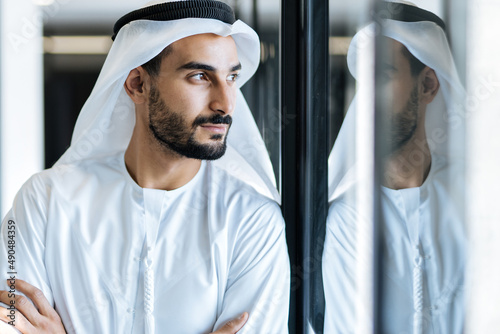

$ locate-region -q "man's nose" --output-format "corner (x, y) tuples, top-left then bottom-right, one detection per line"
(209, 83), (235, 115)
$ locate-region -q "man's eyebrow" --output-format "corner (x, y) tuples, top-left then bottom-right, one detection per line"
(231, 63), (242, 72)
(177, 62), (242, 72)
(178, 62), (215, 72)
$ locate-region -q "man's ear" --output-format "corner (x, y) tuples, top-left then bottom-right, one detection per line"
(124, 67), (149, 104)
(419, 67), (440, 105)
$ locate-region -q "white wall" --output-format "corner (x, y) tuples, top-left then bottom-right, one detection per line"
(466, 0), (500, 332)
(0, 0), (44, 216)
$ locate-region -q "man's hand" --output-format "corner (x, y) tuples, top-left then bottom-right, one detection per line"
(0, 279), (65, 333)
(211, 312), (248, 334)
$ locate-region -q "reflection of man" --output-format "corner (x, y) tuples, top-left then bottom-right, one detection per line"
(0, 1), (290, 333)
(323, 1), (465, 333)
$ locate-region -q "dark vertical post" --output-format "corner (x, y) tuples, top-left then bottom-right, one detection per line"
(281, 0), (329, 332)
(373, 0), (388, 331)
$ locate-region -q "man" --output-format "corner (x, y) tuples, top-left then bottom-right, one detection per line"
(0, 1), (290, 333)
(323, 1), (465, 333)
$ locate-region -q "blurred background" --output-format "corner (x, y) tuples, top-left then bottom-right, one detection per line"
(1, 0), (499, 333)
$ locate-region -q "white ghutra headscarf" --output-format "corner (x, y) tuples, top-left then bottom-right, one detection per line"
(54, 0), (280, 203)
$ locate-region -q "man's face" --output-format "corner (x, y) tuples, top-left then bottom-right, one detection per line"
(146, 33), (241, 160)
(380, 38), (421, 154)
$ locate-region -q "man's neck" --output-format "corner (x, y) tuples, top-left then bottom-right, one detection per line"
(382, 125), (432, 190)
(124, 127), (201, 191)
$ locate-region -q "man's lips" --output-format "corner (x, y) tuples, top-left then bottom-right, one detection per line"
(199, 124), (228, 133)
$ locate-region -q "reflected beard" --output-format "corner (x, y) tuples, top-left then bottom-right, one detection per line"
(389, 84), (419, 154)
(147, 85), (232, 160)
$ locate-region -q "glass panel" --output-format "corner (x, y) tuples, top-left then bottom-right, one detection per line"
(324, 1), (468, 333)
(375, 2), (467, 332)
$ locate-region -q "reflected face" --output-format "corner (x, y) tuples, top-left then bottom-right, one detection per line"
(146, 33), (241, 160)
(380, 38), (421, 154)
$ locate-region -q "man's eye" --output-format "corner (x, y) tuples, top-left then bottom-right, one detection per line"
(191, 73), (207, 81)
(228, 73), (240, 82)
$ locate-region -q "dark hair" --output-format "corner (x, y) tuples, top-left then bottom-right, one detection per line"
(401, 45), (426, 77)
(141, 44), (173, 77)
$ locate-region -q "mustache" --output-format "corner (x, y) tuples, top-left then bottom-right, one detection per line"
(192, 114), (232, 127)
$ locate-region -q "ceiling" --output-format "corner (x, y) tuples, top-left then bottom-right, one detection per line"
(42, 0), (443, 33)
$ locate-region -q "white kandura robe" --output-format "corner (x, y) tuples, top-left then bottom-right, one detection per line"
(0, 152), (290, 334)
(323, 154), (465, 334)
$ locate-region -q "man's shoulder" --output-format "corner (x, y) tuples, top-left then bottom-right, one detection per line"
(206, 161), (278, 208)
(205, 163), (285, 240)
(205, 162), (283, 227)
(327, 196), (359, 226)
(22, 153), (125, 195)
(52, 153), (123, 176)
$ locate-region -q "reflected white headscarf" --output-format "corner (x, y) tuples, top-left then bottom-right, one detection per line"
(325, 3), (466, 333)
(54, 0), (280, 203)
(328, 0), (466, 202)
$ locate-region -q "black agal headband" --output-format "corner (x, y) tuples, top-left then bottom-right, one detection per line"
(376, 1), (446, 31)
(112, 0), (236, 41)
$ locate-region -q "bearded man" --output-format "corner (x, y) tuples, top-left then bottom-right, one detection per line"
(0, 1), (290, 333)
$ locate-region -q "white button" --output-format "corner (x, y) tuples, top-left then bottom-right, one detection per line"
(127, 308), (135, 314)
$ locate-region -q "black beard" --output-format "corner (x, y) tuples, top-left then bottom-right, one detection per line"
(389, 84), (419, 154)
(147, 85), (232, 160)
